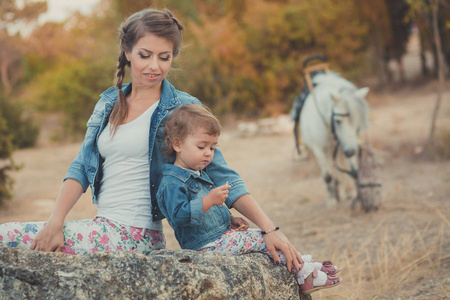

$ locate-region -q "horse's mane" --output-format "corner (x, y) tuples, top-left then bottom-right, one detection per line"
(312, 71), (370, 131)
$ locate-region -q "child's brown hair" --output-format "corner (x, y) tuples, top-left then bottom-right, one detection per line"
(163, 104), (222, 157)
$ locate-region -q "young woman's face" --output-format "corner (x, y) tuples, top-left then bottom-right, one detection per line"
(174, 127), (219, 171)
(125, 33), (173, 89)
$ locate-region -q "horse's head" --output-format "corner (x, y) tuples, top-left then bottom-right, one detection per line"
(330, 87), (369, 158)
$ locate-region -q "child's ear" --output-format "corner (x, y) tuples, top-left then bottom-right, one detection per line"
(172, 138), (182, 153)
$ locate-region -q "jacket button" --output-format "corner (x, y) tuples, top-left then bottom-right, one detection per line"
(209, 185), (213, 188)
(195, 185), (198, 188)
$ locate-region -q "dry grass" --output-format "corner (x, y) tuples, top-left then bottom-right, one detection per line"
(426, 130), (450, 161)
(312, 210), (449, 299)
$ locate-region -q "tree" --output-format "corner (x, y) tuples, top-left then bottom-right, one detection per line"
(408, 0), (448, 155)
(410, 0), (450, 77)
(427, 0), (446, 147)
(178, 0), (369, 117)
(0, 0), (45, 204)
(0, 0), (46, 143)
(384, 0), (412, 83)
(0, 0), (46, 93)
(18, 1), (120, 139)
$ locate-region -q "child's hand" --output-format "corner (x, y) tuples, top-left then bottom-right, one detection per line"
(230, 216), (249, 231)
(208, 185), (229, 205)
(202, 182), (230, 212)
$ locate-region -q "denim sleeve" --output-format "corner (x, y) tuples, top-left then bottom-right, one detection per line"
(157, 182), (203, 227)
(64, 143), (89, 192)
(63, 98), (105, 192)
(206, 148), (249, 208)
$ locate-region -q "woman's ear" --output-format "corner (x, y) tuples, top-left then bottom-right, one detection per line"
(125, 51), (131, 62)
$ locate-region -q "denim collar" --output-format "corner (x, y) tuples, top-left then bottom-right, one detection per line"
(99, 79), (180, 110)
(161, 164), (213, 185)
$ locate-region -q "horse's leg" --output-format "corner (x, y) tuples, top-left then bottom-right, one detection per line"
(310, 145), (339, 207)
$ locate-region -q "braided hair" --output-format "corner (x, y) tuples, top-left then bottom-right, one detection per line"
(110, 8), (184, 133)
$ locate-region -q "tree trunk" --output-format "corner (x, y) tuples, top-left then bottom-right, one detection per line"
(427, 0), (446, 147)
(0, 60), (12, 94)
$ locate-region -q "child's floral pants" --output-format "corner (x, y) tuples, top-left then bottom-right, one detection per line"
(0, 216), (165, 255)
(198, 229), (315, 284)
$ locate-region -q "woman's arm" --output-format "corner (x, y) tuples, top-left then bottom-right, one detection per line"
(206, 148), (302, 271)
(231, 194), (303, 273)
(30, 179), (84, 252)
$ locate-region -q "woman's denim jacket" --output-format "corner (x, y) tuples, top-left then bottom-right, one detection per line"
(64, 79), (249, 222)
(157, 164), (239, 250)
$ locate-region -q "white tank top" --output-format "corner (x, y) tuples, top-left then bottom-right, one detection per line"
(96, 101), (162, 230)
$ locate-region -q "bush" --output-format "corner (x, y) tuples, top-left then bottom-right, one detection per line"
(0, 99), (39, 149)
(25, 56), (115, 140)
(0, 115), (17, 205)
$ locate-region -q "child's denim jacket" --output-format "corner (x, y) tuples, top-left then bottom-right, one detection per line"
(157, 164), (246, 250)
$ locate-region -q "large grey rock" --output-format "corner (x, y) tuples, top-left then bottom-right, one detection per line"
(0, 247), (311, 299)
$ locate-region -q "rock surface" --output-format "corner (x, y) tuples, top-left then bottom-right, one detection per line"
(0, 247), (311, 299)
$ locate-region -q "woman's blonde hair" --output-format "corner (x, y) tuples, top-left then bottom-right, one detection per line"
(163, 104), (222, 157)
(110, 8), (184, 134)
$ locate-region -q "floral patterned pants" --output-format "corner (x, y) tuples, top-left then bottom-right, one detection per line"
(199, 229), (315, 284)
(0, 216), (165, 255)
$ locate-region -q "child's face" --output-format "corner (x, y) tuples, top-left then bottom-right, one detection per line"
(173, 127), (219, 171)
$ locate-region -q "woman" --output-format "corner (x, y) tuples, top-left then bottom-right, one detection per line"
(0, 8), (302, 273)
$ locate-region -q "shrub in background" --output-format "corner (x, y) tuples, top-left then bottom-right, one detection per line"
(0, 98), (39, 149)
(0, 116), (18, 205)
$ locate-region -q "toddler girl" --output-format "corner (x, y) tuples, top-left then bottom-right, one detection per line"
(156, 104), (341, 294)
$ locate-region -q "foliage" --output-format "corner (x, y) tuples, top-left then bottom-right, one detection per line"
(0, 0), (46, 92)
(19, 4), (118, 139)
(354, 0), (413, 84)
(0, 112), (18, 205)
(385, 0), (412, 61)
(176, 0), (369, 117)
(0, 0), (46, 203)
(24, 56), (115, 140)
(0, 97), (39, 148)
(408, 0), (450, 75)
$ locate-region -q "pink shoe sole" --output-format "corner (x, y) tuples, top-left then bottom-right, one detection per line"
(300, 269), (342, 295)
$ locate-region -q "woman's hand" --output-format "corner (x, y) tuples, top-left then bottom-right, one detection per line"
(30, 220), (65, 252)
(230, 216), (249, 231)
(29, 179), (84, 252)
(262, 230), (303, 273)
(231, 194), (304, 273)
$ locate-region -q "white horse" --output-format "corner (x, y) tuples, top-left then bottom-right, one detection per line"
(299, 71), (370, 206)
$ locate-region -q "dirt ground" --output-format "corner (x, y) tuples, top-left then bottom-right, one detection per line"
(1, 38), (449, 298)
